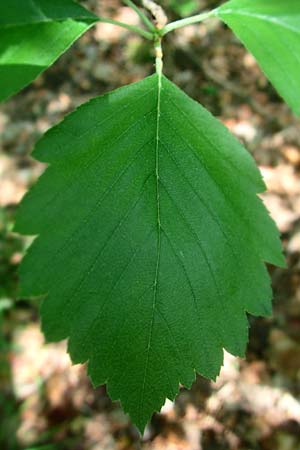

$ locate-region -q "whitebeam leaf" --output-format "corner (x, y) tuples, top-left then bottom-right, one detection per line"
(0, 0), (97, 102)
(216, 0), (300, 114)
(15, 74), (285, 431)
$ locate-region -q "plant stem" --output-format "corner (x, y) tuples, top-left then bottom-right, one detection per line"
(160, 9), (216, 36)
(97, 16), (153, 40)
(142, 0), (168, 29)
(122, 0), (157, 33)
(155, 37), (163, 76)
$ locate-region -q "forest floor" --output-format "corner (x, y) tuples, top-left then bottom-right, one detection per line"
(1, 1), (300, 449)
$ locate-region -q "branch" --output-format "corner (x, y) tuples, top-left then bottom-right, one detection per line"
(142, 0), (168, 30)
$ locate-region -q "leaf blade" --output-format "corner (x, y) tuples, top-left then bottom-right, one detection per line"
(0, 0), (97, 101)
(216, 0), (300, 114)
(15, 74), (285, 431)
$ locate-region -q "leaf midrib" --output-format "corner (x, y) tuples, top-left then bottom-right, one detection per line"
(139, 73), (162, 419)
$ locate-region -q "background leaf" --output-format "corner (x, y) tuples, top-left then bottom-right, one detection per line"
(15, 74), (285, 431)
(0, 0), (97, 102)
(216, 0), (300, 115)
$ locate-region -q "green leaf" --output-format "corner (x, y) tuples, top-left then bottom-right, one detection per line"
(15, 74), (285, 432)
(0, 0), (97, 102)
(216, 0), (300, 115)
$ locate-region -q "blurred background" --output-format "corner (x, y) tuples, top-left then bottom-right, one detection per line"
(0, 1), (300, 449)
